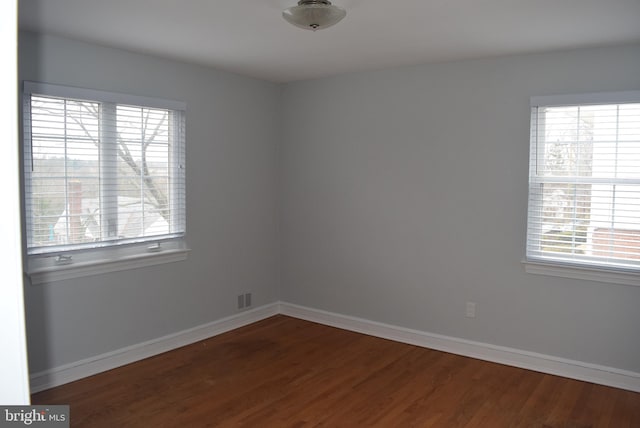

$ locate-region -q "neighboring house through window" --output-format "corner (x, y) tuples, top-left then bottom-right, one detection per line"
(23, 82), (188, 283)
(525, 91), (640, 285)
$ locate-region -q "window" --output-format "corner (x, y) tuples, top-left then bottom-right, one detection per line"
(525, 91), (640, 285)
(23, 82), (188, 283)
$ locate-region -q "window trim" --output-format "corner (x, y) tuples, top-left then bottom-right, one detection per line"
(22, 81), (189, 283)
(524, 90), (640, 286)
(522, 259), (640, 287)
(27, 246), (190, 285)
(23, 81), (187, 112)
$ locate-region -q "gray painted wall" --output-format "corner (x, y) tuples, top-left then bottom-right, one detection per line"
(19, 32), (281, 373)
(19, 31), (640, 377)
(280, 45), (640, 373)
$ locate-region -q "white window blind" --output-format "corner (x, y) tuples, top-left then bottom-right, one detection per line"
(526, 92), (640, 274)
(23, 81), (186, 257)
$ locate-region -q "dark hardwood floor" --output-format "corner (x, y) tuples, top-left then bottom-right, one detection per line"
(32, 315), (640, 427)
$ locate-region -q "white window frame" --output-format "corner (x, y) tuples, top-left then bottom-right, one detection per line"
(23, 82), (189, 284)
(523, 90), (640, 287)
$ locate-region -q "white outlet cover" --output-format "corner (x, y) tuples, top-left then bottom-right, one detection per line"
(465, 302), (476, 318)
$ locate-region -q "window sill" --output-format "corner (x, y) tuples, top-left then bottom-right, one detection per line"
(522, 259), (640, 287)
(27, 248), (190, 285)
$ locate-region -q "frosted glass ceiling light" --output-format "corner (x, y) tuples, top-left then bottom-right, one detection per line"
(283, 0), (346, 31)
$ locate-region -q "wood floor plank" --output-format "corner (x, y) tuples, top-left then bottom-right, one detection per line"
(32, 315), (640, 427)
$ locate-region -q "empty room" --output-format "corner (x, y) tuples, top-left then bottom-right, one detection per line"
(3, 0), (640, 426)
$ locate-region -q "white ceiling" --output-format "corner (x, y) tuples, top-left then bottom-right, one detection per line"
(18, 0), (640, 83)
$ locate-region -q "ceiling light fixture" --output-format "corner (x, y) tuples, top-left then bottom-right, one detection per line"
(282, 0), (346, 31)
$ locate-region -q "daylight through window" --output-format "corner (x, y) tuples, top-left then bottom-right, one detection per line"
(526, 92), (640, 273)
(23, 82), (186, 257)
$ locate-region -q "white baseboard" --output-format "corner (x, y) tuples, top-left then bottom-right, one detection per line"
(31, 300), (640, 394)
(29, 303), (280, 393)
(279, 302), (640, 393)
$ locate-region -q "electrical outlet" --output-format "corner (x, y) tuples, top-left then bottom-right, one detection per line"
(465, 302), (476, 318)
(245, 293), (252, 307)
(237, 294), (245, 309)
